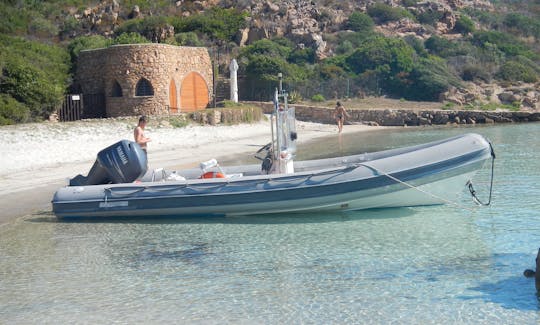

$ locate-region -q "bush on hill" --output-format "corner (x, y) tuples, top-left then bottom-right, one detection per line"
(497, 59), (538, 82)
(400, 57), (462, 101)
(0, 94), (30, 125)
(171, 8), (247, 43)
(347, 12), (374, 33)
(503, 13), (540, 39)
(473, 30), (535, 58)
(0, 35), (70, 122)
(453, 15), (475, 35)
(367, 3), (415, 23)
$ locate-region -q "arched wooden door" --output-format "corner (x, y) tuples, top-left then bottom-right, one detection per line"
(169, 79), (178, 113)
(180, 72), (209, 112)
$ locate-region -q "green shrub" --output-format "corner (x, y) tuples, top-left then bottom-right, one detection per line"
(240, 39), (292, 60)
(171, 7), (248, 42)
(416, 10), (443, 26)
(453, 15), (475, 35)
(0, 2), (29, 34)
(168, 116), (189, 128)
(335, 31), (376, 50)
(28, 16), (59, 38)
(347, 12), (374, 33)
(67, 35), (111, 65)
(0, 35), (70, 121)
(288, 47), (315, 65)
(463, 8), (502, 29)
(175, 32), (203, 46)
(335, 40), (354, 55)
(403, 35), (428, 57)
(317, 64), (348, 80)
(244, 55), (288, 82)
(497, 60), (538, 82)
(60, 15), (81, 37)
(503, 13), (540, 38)
(398, 57), (461, 101)
(345, 36), (415, 75)
(461, 64), (490, 82)
(0, 94), (29, 125)
(367, 3), (414, 23)
(442, 102), (456, 110)
(424, 35), (466, 58)
(216, 106), (263, 124)
(311, 94), (325, 102)
(473, 30), (534, 58)
(115, 16), (171, 42)
(113, 32), (151, 45)
(403, 0), (418, 6)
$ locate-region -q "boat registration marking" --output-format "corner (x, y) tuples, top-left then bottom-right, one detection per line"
(99, 201), (129, 208)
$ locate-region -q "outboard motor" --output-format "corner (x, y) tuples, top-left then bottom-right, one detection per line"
(69, 140), (147, 186)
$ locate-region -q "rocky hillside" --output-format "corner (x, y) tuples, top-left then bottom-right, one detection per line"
(59, 0), (540, 109)
(1, 0), (540, 124)
(69, 0), (495, 57)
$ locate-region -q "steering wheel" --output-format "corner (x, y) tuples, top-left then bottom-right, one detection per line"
(256, 142), (273, 154)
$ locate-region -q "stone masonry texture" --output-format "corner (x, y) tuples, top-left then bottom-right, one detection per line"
(76, 43), (213, 117)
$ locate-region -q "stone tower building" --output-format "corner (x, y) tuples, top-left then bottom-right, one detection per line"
(76, 43), (213, 117)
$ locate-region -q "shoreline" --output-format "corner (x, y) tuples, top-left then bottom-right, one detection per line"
(0, 119), (381, 226)
(249, 101), (540, 126)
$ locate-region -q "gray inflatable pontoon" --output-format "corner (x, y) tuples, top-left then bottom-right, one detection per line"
(52, 132), (494, 218)
(52, 91), (495, 219)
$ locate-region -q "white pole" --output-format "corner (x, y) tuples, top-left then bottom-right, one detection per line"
(229, 59), (239, 103)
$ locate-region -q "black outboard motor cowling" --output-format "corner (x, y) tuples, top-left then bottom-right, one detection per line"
(69, 140), (147, 186)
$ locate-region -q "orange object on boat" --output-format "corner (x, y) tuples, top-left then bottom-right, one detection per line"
(200, 171), (225, 179)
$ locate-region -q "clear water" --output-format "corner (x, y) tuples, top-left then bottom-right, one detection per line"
(1, 123), (539, 324)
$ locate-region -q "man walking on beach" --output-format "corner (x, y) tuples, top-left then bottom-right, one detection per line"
(333, 101), (349, 133)
(134, 115), (151, 156)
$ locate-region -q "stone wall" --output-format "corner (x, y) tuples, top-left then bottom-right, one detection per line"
(252, 102), (540, 125)
(76, 43), (213, 117)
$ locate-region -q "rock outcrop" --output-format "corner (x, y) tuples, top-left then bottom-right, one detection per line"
(441, 82), (540, 110)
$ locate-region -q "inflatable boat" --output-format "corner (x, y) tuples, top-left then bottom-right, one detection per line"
(52, 92), (495, 218)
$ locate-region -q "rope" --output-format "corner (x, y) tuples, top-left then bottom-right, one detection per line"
(466, 142), (496, 206)
(355, 163), (478, 212)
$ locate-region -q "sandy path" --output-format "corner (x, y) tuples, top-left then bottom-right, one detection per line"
(0, 118), (379, 225)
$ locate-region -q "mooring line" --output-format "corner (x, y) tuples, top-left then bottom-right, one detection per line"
(354, 163), (478, 212)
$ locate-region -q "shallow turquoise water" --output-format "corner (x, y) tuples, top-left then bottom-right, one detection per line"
(1, 123), (539, 324)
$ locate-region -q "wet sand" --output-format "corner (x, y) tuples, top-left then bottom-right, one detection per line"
(0, 118), (380, 225)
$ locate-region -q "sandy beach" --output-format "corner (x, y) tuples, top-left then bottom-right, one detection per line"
(0, 117), (379, 225)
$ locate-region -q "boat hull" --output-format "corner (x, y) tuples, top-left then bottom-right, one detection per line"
(52, 133), (493, 218)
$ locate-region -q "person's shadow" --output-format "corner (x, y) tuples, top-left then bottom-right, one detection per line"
(460, 253), (540, 311)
